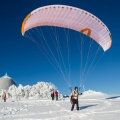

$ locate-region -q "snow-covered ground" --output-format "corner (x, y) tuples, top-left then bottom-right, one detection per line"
(0, 89), (120, 120)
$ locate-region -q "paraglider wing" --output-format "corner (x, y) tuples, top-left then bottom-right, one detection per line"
(21, 5), (112, 51)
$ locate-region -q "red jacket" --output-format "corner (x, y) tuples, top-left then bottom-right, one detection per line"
(55, 91), (58, 96)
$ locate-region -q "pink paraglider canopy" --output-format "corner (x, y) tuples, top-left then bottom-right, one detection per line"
(21, 5), (112, 51)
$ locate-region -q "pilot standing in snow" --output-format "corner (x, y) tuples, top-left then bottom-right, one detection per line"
(70, 87), (82, 111)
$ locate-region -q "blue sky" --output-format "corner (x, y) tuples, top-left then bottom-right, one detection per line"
(0, 0), (120, 94)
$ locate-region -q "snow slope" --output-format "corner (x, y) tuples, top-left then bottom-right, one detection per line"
(0, 89), (120, 120)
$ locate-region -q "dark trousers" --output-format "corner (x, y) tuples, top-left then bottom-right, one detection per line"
(56, 95), (58, 100)
(71, 99), (79, 110)
(52, 96), (54, 100)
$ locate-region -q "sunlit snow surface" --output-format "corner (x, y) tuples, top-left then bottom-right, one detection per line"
(0, 90), (120, 120)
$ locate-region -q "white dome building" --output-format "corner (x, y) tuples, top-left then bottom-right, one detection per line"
(0, 73), (17, 90)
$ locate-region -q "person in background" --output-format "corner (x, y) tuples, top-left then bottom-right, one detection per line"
(3, 92), (6, 102)
(51, 91), (55, 100)
(70, 87), (82, 111)
(55, 90), (59, 101)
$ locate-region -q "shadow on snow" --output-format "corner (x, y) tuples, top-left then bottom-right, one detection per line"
(106, 96), (120, 100)
(79, 104), (98, 110)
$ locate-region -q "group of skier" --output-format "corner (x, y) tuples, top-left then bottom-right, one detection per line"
(51, 90), (59, 101)
(4, 87), (82, 111)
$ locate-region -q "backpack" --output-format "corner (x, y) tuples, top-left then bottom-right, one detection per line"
(70, 95), (73, 104)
